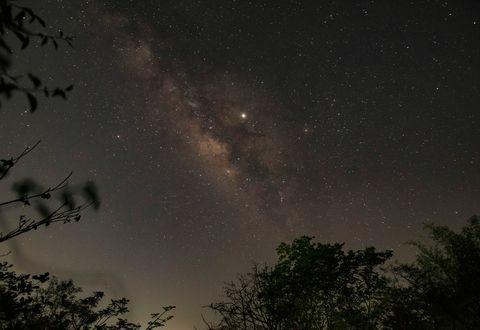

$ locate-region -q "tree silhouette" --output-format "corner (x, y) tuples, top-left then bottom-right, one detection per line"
(207, 218), (480, 330)
(207, 237), (393, 329)
(389, 216), (480, 329)
(0, 262), (175, 329)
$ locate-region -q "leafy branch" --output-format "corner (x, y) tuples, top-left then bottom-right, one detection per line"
(0, 141), (100, 243)
(0, 0), (75, 111)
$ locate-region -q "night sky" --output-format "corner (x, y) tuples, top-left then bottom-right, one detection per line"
(1, 0), (479, 328)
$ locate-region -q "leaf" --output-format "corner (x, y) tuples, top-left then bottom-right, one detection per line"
(65, 85), (73, 91)
(83, 181), (100, 209)
(12, 179), (40, 196)
(14, 10), (26, 23)
(61, 191), (76, 210)
(21, 36), (30, 50)
(32, 273), (50, 283)
(40, 192), (51, 199)
(2, 5), (13, 22)
(35, 202), (52, 219)
(35, 15), (46, 27)
(19, 215), (27, 228)
(52, 39), (58, 50)
(27, 93), (37, 112)
(22, 7), (35, 20)
(0, 38), (13, 54)
(52, 88), (66, 99)
(14, 31), (30, 49)
(1, 83), (18, 98)
(0, 38), (13, 53)
(41, 36), (48, 46)
(28, 73), (41, 88)
(1, 158), (14, 167)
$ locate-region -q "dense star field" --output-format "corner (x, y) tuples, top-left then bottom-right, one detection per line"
(0, 0), (479, 328)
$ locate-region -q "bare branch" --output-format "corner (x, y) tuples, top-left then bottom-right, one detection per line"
(0, 172), (72, 208)
(0, 201), (90, 243)
(0, 140), (40, 180)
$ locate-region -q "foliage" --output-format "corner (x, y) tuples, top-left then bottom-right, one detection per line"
(0, 0), (99, 243)
(389, 215), (480, 329)
(0, 141), (100, 243)
(0, 0), (73, 112)
(207, 217), (480, 330)
(0, 262), (175, 329)
(208, 237), (393, 330)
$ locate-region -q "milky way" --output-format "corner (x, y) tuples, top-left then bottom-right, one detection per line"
(92, 3), (387, 235)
